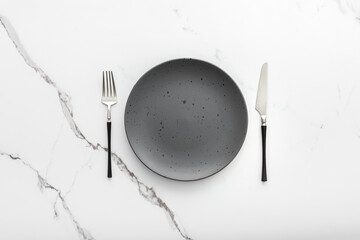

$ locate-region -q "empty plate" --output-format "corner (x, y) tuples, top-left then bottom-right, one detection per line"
(125, 59), (248, 181)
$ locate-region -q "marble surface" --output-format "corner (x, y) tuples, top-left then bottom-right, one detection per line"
(1, 0), (360, 239)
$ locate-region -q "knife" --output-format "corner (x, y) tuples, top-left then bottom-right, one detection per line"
(255, 63), (268, 182)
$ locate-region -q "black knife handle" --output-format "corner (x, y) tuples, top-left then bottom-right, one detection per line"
(261, 125), (267, 182)
(107, 122), (112, 178)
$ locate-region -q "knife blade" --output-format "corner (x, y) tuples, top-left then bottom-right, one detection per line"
(255, 62), (268, 182)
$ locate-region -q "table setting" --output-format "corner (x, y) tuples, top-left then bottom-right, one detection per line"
(1, 0), (360, 239)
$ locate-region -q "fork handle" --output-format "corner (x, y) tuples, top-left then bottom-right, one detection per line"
(107, 122), (112, 178)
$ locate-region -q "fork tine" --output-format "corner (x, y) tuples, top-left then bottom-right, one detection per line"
(102, 71), (105, 97)
(108, 71), (113, 96)
(111, 71), (117, 97)
(106, 71), (109, 96)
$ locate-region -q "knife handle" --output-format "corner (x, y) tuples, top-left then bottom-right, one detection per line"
(107, 122), (112, 178)
(261, 125), (267, 182)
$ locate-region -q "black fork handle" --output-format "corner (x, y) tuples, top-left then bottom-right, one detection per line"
(261, 125), (267, 182)
(107, 122), (112, 178)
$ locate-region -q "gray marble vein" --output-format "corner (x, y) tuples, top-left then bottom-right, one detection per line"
(46, 117), (66, 179)
(111, 152), (191, 240)
(336, 0), (360, 19)
(172, 8), (197, 34)
(215, 48), (223, 61)
(0, 15), (192, 240)
(0, 152), (95, 240)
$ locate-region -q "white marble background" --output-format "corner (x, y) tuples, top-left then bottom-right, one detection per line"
(1, 0), (360, 239)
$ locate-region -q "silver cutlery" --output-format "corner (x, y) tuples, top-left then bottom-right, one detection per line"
(102, 71), (117, 178)
(255, 63), (268, 182)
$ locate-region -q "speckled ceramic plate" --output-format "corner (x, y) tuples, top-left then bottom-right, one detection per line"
(125, 59), (248, 181)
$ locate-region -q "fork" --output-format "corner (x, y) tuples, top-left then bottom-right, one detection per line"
(102, 71), (117, 178)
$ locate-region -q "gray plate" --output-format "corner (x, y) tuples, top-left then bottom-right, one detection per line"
(125, 59), (248, 181)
